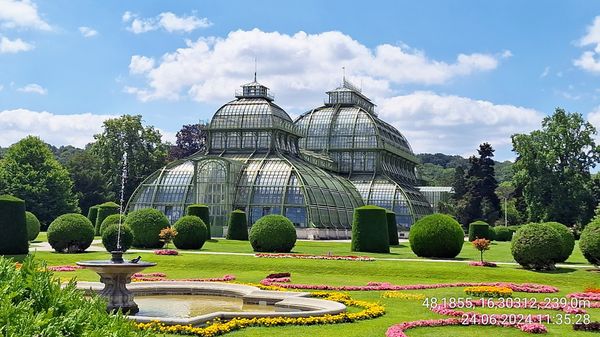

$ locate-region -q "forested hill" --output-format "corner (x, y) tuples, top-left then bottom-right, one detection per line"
(417, 153), (513, 186)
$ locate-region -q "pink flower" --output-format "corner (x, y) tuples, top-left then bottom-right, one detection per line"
(469, 261), (498, 267)
(47, 265), (83, 272)
(154, 249), (179, 256)
(255, 253), (374, 261)
(519, 323), (548, 333)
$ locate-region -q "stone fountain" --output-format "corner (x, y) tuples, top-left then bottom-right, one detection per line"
(77, 151), (156, 314)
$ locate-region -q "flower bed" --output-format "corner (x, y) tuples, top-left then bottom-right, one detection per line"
(255, 253), (375, 261)
(132, 274), (236, 282)
(464, 286), (512, 298)
(259, 278), (559, 293)
(469, 261), (497, 267)
(381, 292), (426, 300)
(573, 322), (600, 332)
(47, 265), (84, 272)
(137, 291), (384, 337)
(154, 249), (179, 255)
(584, 288), (600, 294)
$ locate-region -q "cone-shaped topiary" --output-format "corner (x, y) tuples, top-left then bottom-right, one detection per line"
(511, 223), (562, 270)
(227, 210), (248, 241)
(99, 214), (126, 236)
(351, 205), (390, 253)
(409, 214), (464, 258)
(249, 214), (296, 252)
(95, 202), (119, 235)
(579, 220), (600, 267)
(47, 213), (95, 253)
(493, 226), (513, 241)
(543, 221), (575, 263)
(386, 210), (399, 246)
(125, 208), (169, 248)
(87, 205), (99, 224)
(187, 204), (211, 239)
(468, 220), (492, 241)
(101, 224), (134, 252)
(25, 211), (40, 241)
(0, 195), (28, 255)
(172, 215), (207, 249)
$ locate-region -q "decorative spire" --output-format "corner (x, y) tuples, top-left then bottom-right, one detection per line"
(254, 56), (257, 82)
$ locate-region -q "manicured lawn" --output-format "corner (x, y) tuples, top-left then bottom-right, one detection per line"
(17, 238), (600, 337)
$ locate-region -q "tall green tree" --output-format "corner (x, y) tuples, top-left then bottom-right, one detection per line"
(0, 136), (79, 226)
(457, 143), (501, 225)
(512, 108), (600, 226)
(91, 115), (168, 203)
(65, 150), (113, 215)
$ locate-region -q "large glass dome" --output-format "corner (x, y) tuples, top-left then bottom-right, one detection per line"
(294, 80), (432, 228)
(127, 80), (364, 231)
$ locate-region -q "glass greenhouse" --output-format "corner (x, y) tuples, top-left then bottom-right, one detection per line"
(128, 79), (431, 237)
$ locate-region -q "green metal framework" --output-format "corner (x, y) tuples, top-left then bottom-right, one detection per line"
(294, 81), (432, 228)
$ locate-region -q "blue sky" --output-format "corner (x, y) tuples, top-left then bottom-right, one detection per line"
(1, 0), (600, 160)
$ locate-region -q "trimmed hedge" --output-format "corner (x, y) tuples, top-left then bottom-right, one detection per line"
(101, 224), (133, 252)
(172, 215), (207, 249)
(187, 204), (211, 240)
(544, 222), (575, 263)
(99, 214), (126, 236)
(511, 223), (562, 270)
(409, 214), (464, 258)
(468, 220), (492, 241)
(25, 211), (41, 241)
(87, 205), (99, 224)
(226, 210), (248, 241)
(351, 205), (390, 253)
(579, 221), (600, 267)
(386, 210), (399, 246)
(493, 226), (514, 242)
(249, 215), (297, 253)
(0, 195), (28, 255)
(95, 202), (119, 235)
(47, 214), (95, 253)
(125, 208), (169, 248)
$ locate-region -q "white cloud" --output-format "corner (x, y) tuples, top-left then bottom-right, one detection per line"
(574, 16), (600, 73)
(129, 55), (155, 74)
(78, 26), (98, 38)
(0, 0), (51, 30)
(123, 11), (212, 34)
(17, 83), (46, 95)
(540, 66), (550, 78)
(501, 50), (513, 58)
(378, 91), (544, 155)
(0, 84), (3, 91)
(0, 36), (33, 53)
(126, 29), (503, 105)
(588, 106), (600, 143)
(0, 109), (115, 147)
(158, 12), (212, 32)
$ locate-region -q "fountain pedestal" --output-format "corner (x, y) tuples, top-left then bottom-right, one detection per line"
(77, 253), (156, 314)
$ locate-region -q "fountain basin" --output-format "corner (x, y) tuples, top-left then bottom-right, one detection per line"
(75, 281), (346, 326)
(76, 260), (156, 314)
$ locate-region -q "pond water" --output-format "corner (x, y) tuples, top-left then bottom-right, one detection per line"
(135, 295), (284, 318)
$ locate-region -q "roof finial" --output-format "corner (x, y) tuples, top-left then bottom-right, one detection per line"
(254, 56), (257, 82)
(342, 66), (346, 85)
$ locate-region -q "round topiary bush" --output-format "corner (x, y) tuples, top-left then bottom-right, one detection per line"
(493, 226), (513, 242)
(351, 205), (390, 253)
(249, 214), (297, 253)
(101, 224), (134, 252)
(25, 211), (40, 241)
(511, 223), (562, 270)
(99, 214), (126, 236)
(579, 221), (600, 267)
(95, 202), (120, 235)
(468, 220), (492, 241)
(87, 205), (99, 224)
(227, 210), (248, 241)
(187, 204), (211, 240)
(47, 213), (95, 253)
(543, 221), (575, 263)
(125, 208), (169, 248)
(0, 195), (28, 255)
(409, 214), (464, 258)
(172, 215), (207, 249)
(386, 210), (399, 246)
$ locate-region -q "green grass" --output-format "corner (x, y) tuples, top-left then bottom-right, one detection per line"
(16, 237), (600, 337)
